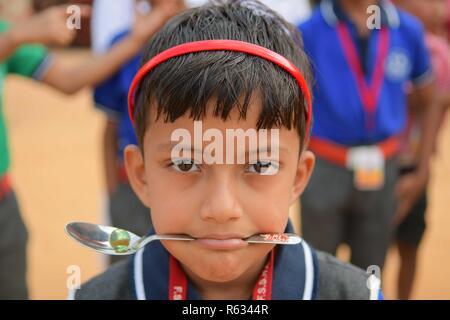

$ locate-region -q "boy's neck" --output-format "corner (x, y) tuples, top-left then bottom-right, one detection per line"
(338, 0), (379, 37)
(181, 254), (270, 300)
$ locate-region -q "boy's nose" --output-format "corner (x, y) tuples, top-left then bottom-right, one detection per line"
(199, 174), (244, 224)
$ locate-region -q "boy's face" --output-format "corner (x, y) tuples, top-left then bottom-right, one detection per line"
(125, 95), (315, 284)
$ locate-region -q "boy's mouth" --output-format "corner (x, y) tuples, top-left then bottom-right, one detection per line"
(192, 234), (249, 250)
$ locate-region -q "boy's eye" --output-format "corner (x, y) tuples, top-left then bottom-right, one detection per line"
(171, 159), (200, 173)
(246, 161), (280, 175)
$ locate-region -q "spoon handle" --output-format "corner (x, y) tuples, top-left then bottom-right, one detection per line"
(135, 234), (195, 248)
(134, 233), (300, 249)
(245, 233), (302, 245)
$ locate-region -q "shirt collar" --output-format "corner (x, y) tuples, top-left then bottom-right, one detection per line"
(320, 0), (400, 29)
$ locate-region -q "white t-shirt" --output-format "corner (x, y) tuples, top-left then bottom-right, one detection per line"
(91, 0), (312, 53)
(259, 0), (311, 25)
(188, 0), (311, 25)
(91, 0), (135, 53)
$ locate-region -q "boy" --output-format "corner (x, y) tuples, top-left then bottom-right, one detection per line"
(393, 0), (450, 300)
(298, 0), (440, 271)
(0, 2), (180, 299)
(73, 0), (379, 300)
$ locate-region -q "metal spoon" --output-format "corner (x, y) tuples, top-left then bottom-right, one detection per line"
(65, 222), (302, 255)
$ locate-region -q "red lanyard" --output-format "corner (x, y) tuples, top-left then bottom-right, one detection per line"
(169, 249), (275, 300)
(336, 22), (390, 130)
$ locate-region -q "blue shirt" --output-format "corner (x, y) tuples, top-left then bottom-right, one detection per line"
(299, 0), (432, 145)
(93, 31), (141, 163)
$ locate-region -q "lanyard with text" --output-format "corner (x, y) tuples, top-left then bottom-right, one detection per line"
(336, 22), (390, 130)
(168, 249), (275, 300)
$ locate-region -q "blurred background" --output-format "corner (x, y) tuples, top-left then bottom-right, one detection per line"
(1, 0), (450, 299)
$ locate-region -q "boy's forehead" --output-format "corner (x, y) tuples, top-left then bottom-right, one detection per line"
(143, 97), (300, 153)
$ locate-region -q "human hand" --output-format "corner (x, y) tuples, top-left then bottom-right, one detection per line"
(393, 171), (428, 226)
(131, 0), (186, 44)
(10, 4), (91, 47)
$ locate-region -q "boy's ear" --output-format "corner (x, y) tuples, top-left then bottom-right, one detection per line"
(124, 145), (152, 208)
(290, 150), (315, 205)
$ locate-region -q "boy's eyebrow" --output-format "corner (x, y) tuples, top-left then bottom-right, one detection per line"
(244, 146), (290, 157)
(157, 142), (202, 153)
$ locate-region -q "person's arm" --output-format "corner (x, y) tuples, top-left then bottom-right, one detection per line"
(393, 21), (443, 225)
(0, 31), (30, 62)
(0, 31), (21, 62)
(394, 82), (443, 225)
(93, 64), (125, 195)
(0, 5), (81, 62)
(103, 119), (120, 195)
(439, 90), (450, 112)
(41, 1), (185, 94)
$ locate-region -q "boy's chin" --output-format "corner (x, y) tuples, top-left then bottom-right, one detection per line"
(187, 258), (248, 283)
(163, 241), (265, 282)
(174, 249), (250, 282)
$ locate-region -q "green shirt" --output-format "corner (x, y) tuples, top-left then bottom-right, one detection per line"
(0, 20), (50, 176)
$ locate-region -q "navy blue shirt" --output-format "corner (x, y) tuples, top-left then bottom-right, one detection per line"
(299, 0), (432, 145)
(94, 31), (141, 163)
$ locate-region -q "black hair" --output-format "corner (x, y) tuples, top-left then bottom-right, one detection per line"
(133, 0), (313, 150)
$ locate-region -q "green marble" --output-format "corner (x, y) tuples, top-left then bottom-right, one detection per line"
(109, 228), (131, 253)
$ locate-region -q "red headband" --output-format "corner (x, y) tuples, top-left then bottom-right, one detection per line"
(128, 39), (312, 141)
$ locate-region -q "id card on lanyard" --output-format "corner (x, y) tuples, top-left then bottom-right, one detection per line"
(168, 250), (275, 300)
(336, 22), (390, 191)
(347, 146), (385, 191)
